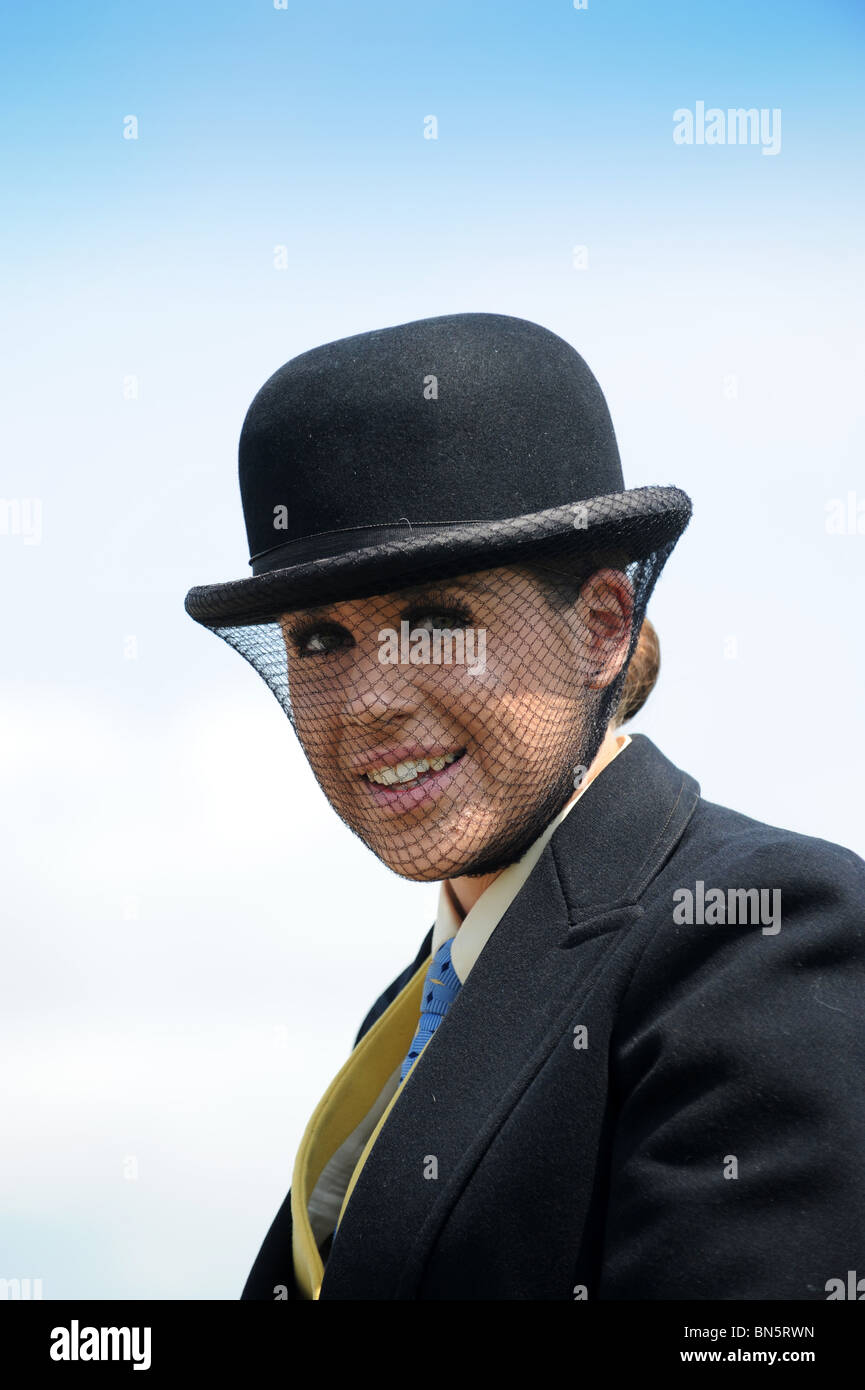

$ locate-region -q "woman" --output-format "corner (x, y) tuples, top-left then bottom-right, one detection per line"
(185, 312), (865, 1300)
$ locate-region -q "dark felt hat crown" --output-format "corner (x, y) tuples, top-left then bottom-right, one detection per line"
(184, 312), (691, 628)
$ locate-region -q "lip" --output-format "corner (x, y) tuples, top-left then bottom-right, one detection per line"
(359, 748), (467, 813)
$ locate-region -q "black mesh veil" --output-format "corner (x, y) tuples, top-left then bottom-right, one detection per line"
(200, 516), (678, 884)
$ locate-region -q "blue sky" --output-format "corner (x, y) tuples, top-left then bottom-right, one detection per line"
(1, 0), (863, 1300)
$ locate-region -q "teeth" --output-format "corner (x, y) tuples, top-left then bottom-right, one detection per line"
(366, 751), (461, 785)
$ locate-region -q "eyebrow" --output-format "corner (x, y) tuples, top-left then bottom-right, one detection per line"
(293, 576), (486, 622)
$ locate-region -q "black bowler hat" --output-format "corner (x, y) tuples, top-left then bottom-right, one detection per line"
(184, 312), (691, 630)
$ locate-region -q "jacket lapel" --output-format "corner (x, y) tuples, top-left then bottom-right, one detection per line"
(319, 735), (699, 1298)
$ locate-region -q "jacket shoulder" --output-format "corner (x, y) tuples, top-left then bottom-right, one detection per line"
(625, 790), (865, 1011)
(670, 792), (865, 889)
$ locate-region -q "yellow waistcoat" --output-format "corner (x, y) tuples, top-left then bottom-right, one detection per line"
(291, 949), (432, 1299)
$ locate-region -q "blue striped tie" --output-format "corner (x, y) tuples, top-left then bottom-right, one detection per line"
(399, 937), (461, 1083)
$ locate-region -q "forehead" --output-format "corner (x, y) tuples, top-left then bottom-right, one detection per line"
(286, 571), (499, 622)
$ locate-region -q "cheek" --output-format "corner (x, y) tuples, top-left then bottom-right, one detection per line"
(288, 656), (350, 713)
(442, 638), (581, 714)
(286, 671), (343, 767)
(482, 689), (584, 764)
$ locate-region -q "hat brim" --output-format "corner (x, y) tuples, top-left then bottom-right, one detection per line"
(184, 486), (691, 629)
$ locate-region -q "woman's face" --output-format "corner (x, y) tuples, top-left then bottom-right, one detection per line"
(279, 563), (632, 881)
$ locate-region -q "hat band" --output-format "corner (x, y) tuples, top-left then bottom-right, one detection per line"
(249, 520), (480, 574)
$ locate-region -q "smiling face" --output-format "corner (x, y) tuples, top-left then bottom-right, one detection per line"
(279, 562), (634, 881)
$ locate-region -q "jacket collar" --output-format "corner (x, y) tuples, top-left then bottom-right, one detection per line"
(551, 731), (700, 924)
(319, 734), (700, 1298)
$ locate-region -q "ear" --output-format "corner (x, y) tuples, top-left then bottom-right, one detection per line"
(577, 568), (635, 689)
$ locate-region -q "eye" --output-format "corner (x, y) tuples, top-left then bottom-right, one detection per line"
(285, 620), (352, 657)
(404, 603), (473, 632)
(283, 592), (475, 657)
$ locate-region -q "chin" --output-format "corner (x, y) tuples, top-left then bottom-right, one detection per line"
(367, 833), (478, 883)
(378, 856), (455, 883)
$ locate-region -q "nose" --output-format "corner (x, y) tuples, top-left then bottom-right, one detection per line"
(339, 641), (422, 726)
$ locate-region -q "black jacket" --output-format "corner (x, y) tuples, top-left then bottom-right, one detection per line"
(241, 734), (865, 1300)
